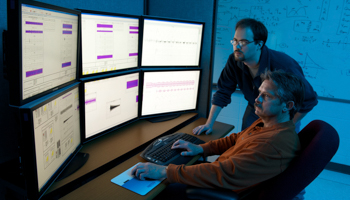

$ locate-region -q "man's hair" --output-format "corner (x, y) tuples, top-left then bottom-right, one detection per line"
(235, 18), (268, 47)
(260, 70), (305, 120)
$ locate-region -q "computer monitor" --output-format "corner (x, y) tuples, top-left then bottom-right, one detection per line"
(18, 82), (82, 199)
(6, 0), (80, 106)
(80, 10), (139, 76)
(140, 69), (201, 122)
(81, 70), (140, 142)
(140, 16), (204, 67)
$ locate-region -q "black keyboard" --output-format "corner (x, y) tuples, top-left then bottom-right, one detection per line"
(140, 132), (205, 166)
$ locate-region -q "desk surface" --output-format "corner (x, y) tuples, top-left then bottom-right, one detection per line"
(59, 117), (234, 200)
(46, 113), (198, 195)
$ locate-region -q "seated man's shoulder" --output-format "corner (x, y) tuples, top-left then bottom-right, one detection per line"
(255, 126), (298, 146)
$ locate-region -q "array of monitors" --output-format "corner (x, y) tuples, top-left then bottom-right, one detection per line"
(6, 1), (204, 198)
(82, 71), (139, 142)
(80, 10), (139, 76)
(6, 0), (80, 106)
(140, 16), (204, 67)
(19, 83), (81, 199)
(141, 69), (201, 119)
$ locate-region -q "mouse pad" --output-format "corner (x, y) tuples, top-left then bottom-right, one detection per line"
(111, 162), (164, 196)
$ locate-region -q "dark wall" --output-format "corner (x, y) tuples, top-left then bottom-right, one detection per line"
(0, 0), (144, 164)
(147, 0), (216, 119)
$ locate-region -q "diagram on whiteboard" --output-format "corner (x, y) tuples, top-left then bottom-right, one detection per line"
(213, 0), (350, 101)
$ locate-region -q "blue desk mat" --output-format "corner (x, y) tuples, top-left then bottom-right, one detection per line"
(111, 162), (163, 196)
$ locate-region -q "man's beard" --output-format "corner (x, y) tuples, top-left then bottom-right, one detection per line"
(234, 50), (245, 61)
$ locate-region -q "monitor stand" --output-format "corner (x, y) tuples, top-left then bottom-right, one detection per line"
(147, 113), (181, 123)
(56, 152), (89, 182)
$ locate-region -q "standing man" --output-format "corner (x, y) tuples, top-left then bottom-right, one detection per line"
(193, 18), (318, 134)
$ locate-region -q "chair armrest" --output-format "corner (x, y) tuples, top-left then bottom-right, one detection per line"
(186, 186), (240, 200)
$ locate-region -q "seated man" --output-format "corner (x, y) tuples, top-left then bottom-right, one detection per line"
(131, 70), (305, 194)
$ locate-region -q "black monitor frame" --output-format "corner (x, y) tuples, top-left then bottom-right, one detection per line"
(79, 69), (141, 144)
(77, 9), (140, 78)
(5, 0), (81, 106)
(18, 82), (82, 200)
(139, 68), (201, 122)
(139, 15), (205, 68)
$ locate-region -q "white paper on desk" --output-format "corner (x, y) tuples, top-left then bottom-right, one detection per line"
(111, 162), (163, 196)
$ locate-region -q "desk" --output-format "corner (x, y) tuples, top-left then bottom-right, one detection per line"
(56, 116), (234, 200)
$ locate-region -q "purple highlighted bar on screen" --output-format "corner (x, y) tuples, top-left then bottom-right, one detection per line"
(136, 95), (138, 102)
(26, 68), (43, 77)
(62, 93), (72, 99)
(62, 62), (71, 68)
(127, 80), (138, 89)
(97, 30), (113, 32)
(63, 24), (72, 29)
(129, 53), (138, 56)
(26, 21), (43, 25)
(130, 26), (138, 29)
(26, 30), (43, 33)
(85, 98), (96, 105)
(97, 55), (113, 59)
(63, 30), (72, 34)
(97, 24), (113, 28)
(129, 31), (138, 34)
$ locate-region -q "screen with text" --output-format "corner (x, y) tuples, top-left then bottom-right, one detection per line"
(32, 86), (80, 191)
(84, 73), (139, 139)
(142, 70), (200, 116)
(81, 13), (139, 75)
(21, 4), (78, 100)
(141, 19), (203, 67)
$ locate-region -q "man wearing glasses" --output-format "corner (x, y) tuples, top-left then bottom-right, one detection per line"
(193, 18), (318, 134)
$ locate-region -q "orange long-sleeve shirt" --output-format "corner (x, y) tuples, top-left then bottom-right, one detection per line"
(166, 119), (301, 192)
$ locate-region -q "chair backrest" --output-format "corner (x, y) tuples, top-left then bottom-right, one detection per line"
(242, 120), (340, 200)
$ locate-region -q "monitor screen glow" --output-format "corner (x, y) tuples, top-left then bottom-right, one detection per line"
(84, 72), (139, 139)
(141, 19), (203, 67)
(21, 4), (78, 100)
(31, 85), (81, 192)
(81, 13), (139, 75)
(141, 70), (200, 116)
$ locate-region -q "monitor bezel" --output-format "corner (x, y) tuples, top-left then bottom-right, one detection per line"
(139, 68), (201, 120)
(6, 0), (81, 106)
(77, 9), (140, 78)
(139, 15), (205, 68)
(79, 69), (141, 144)
(18, 82), (82, 200)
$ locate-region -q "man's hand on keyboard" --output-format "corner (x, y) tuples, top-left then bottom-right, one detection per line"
(131, 162), (167, 181)
(171, 139), (204, 156)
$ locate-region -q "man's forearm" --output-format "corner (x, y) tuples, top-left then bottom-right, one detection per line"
(206, 105), (223, 126)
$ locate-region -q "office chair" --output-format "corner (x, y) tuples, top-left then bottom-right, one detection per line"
(186, 120), (340, 200)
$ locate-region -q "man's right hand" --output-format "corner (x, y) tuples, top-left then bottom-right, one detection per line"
(192, 124), (213, 135)
(171, 139), (203, 156)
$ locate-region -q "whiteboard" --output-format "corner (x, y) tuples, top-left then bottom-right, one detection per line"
(213, 0), (350, 101)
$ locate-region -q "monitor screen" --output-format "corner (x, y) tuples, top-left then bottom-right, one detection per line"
(81, 11), (139, 76)
(83, 71), (139, 141)
(22, 3), (79, 100)
(19, 83), (81, 199)
(141, 69), (200, 117)
(141, 17), (204, 67)
(6, 0), (80, 106)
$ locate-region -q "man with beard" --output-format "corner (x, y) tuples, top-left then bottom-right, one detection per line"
(192, 18), (318, 135)
(132, 70), (304, 198)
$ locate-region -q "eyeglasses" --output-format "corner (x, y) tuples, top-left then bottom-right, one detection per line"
(230, 39), (255, 47)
